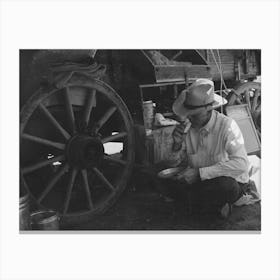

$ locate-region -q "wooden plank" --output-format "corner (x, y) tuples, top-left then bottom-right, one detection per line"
(149, 126), (176, 164)
(209, 63), (236, 81)
(154, 65), (212, 83)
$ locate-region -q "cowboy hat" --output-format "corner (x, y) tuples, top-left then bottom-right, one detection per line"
(172, 79), (227, 118)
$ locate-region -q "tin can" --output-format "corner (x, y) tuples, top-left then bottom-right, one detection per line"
(142, 100), (154, 129)
(31, 210), (60, 230)
(19, 194), (31, 230)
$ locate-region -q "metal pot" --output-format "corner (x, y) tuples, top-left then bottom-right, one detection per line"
(31, 210), (60, 230)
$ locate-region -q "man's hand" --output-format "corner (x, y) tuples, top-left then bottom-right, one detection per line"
(175, 167), (200, 184)
(172, 119), (191, 151)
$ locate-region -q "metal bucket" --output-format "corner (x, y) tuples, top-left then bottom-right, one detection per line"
(31, 210), (60, 230)
(19, 194), (31, 230)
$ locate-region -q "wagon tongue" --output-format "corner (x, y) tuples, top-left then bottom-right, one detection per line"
(66, 135), (104, 169)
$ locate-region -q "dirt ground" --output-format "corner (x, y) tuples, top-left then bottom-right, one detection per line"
(64, 176), (261, 231)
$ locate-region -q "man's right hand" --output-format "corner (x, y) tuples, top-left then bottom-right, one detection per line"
(172, 119), (191, 151)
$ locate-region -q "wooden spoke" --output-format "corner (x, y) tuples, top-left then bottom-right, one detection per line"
(38, 163), (69, 203)
(63, 167), (78, 214)
(39, 104), (71, 140)
(81, 169), (94, 210)
(92, 167), (115, 192)
(251, 89), (260, 112)
(20, 173), (29, 192)
(244, 90), (251, 110)
(96, 106), (117, 132)
(83, 89), (96, 125)
(249, 90), (255, 110)
(63, 87), (76, 134)
(103, 155), (127, 166)
(22, 133), (65, 150)
(235, 96), (242, 104)
(22, 155), (65, 175)
(101, 132), (127, 144)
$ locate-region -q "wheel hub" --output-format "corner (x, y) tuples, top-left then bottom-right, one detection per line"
(66, 135), (104, 168)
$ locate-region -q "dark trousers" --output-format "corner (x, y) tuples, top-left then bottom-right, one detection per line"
(155, 176), (244, 214)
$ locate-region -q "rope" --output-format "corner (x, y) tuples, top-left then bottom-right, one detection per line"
(216, 50), (228, 91)
(209, 50), (228, 89)
(216, 50), (224, 114)
(210, 49), (228, 114)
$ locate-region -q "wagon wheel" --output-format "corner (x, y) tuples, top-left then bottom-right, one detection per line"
(20, 74), (135, 225)
(228, 81), (261, 138)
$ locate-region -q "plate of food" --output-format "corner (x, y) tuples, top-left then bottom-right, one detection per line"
(157, 167), (185, 179)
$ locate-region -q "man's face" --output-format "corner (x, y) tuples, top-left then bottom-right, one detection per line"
(188, 109), (209, 128)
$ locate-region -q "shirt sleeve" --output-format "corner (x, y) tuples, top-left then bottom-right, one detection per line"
(199, 119), (249, 181)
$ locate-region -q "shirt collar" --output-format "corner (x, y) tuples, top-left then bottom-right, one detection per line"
(200, 110), (215, 133)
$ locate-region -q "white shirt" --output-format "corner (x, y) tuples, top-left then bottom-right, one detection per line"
(170, 110), (250, 184)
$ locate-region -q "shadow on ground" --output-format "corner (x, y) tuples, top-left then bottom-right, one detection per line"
(63, 184), (261, 231)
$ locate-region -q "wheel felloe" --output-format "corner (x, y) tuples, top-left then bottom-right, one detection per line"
(228, 81), (261, 137)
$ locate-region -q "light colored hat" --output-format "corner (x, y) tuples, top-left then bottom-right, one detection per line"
(172, 79), (227, 118)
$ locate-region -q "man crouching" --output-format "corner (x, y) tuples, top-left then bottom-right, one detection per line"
(158, 78), (250, 218)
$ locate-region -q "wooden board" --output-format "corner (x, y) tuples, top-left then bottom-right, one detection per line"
(154, 65), (212, 83)
(145, 126), (176, 164)
(225, 104), (261, 154)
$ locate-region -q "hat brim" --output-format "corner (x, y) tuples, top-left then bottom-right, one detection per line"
(172, 91), (228, 119)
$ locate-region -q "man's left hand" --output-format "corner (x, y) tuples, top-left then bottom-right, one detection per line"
(175, 167), (200, 184)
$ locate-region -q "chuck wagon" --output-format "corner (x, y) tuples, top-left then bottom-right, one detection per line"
(20, 49), (261, 225)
